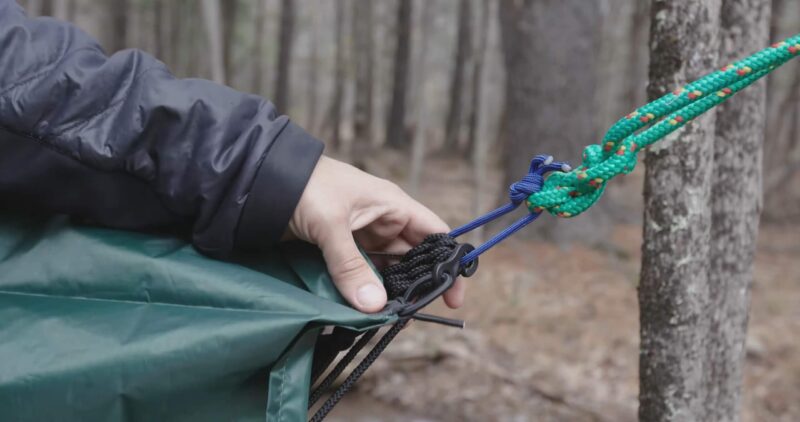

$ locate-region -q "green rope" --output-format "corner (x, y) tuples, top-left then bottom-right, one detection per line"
(526, 34), (800, 218)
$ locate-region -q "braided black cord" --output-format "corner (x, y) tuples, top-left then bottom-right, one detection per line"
(308, 319), (409, 422)
(307, 234), (457, 421)
(308, 328), (379, 408)
(381, 233), (457, 299)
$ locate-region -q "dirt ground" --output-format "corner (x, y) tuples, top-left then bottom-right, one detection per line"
(323, 154), (800, 422)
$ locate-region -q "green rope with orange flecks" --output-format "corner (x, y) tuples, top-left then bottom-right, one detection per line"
(450, 34), (800, 266)
(524, 33), (800, 218)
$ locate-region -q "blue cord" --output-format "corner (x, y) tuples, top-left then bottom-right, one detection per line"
(449, 155), (570, 265)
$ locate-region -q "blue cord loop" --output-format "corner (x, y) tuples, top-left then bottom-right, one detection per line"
(449, 155), (570, 265)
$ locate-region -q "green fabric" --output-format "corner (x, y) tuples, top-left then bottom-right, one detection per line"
(527, 34), (800, 218)
(0, 213), (395, 421)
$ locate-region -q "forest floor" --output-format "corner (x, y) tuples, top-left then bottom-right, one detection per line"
(323, 152), (800, 422)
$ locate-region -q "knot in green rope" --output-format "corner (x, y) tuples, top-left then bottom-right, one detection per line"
(526, 33), (800, 219)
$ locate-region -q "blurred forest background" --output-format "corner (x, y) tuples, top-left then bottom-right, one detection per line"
(19, 0), (800, 421)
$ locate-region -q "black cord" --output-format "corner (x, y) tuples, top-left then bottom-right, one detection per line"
(308, 319), (409, 422)
(308, 234), (459, 421)
(381, 233), (458, 299)
(308, 328), (379, 408)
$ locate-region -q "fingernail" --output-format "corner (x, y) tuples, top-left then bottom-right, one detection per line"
(356, 283), (384, 310)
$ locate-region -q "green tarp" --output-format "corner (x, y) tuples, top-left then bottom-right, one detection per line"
(0, 213), (395, 421)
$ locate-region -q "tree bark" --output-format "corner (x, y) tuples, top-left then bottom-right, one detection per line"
(352, 0), (375, 150)
(705, 1), (770, 420)
(220, 0), (239, 86)
(466, 0), (490, 161)
(273, 0), (295, 113)
(27, 0), (42, 16)
(443, 0), (472, 151)
(306, 6), (321, 134)
(201, 0), (226, 84)
(499, 0), (609, 244)
(408, 0), (437, 195)
(385, 0), (413, 149)
(109, 0), (128, 53)
(251, 0), (266, 95)
(325, 1), (347, 151)
(153, 0), (165, 60)
(169, 0), (184, 71)
(626, 0), (651, 111)
(52, 0), (70, 20)
(469, 0), (493, 242)
(639, 1), (721, 421)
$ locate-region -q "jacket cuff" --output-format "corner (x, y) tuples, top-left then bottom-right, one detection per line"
(235, 121), (324, 250)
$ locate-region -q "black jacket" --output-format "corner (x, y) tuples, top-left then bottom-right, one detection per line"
(0, 1), (324, 257)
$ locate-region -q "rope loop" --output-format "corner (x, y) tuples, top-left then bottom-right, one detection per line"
(508, 154), (567, 203)
(527, 33), (800, 219)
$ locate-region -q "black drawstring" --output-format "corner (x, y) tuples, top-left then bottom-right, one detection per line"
(308, 320), (408, 422)
(308, 234), (478, 421)
(308, 328), (379, 408)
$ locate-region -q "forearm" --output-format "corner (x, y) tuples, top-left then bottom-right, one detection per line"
(0, 1), (323, 256)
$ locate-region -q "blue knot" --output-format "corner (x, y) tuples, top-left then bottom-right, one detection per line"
(509, 155), (571, 204)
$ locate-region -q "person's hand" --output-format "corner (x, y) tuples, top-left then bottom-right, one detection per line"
(286, 156), (466, 313)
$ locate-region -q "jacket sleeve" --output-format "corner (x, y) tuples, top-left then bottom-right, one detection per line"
(0, 1), (323, 257)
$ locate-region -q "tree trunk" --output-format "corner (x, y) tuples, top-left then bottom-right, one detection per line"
(763, 0), (800, 221)
(325, 1), (347, 151)
(109, 0), (128, 53)
(443, 0), (472, 151)
(169, 0), (183, 71)
(153, 0), (164, 60)
(626, 0), (651, 111)
(201, 0), (226, 84)
(352, 0), (375, 150)
(27, 0), (42, 16)
(498, 0), (609, 244)
(408, 0), (437, 195)
(220, 0), (239, 86)
(469, 0), (493, 242)
(466, 0), (491, 161)
(705, 1), (770, 420)
(251, 0), (266, 95)
(39, 0), (52, 16)
(52, 0), (70, 20)
(385, 0), (413, 149)
(274, 0), (295, 113)
(306, 6), (321, 134)
(638, 1), (721, 421)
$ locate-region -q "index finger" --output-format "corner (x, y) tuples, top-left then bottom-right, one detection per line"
(399, 197), (450, 245)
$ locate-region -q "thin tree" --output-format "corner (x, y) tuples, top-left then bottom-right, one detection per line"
(153, 0), (165, 60)
(408, 0), (437, 195)
(201, 0), (226, 84)
(305, 6), (321, 134)
(27, 0), (42, 16)
(625, 0), (651, 111)
(325, 1), (347, 151)
(220, 0), (239, 86)
(498, 0), (610, 244)
(639, 1), (721, 420)
(763, 0), (800, 219)
(251, 0), (266, 95)
(466, 0), (491, 160)
(52, 0), (70, 20)
(443, 0), (472, 151)
(385, 0), (413, 149)
(168, 0), (184, 71)
(706, 1), (770, 419)
(109, 0), (128, 53)
(274, 0), (295, 113)
(352, 0), (375, 150)
(468, 0), (492, 242)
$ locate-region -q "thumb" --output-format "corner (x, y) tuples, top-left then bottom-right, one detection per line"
(318, 226), (387, 313)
